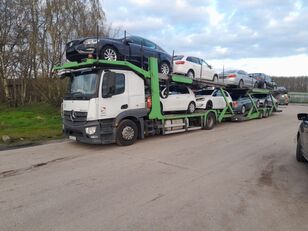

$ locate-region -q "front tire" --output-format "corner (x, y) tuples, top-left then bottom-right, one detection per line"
(160, 62), (170, 75)
(116, 119), (138, 146)
(206, 101), (213, 110)
(187, 102), (196, 114)
(296, 137), (307, 162)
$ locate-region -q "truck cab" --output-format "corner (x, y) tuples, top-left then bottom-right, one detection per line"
(62, 68), (147, 145)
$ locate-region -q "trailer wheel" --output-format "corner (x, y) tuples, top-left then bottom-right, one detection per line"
(296, 137), (307, 162)
(116, 119), (138, 146)
(204, 112), (216, 130)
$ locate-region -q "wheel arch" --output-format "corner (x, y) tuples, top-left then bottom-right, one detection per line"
(115, 109), (148, 139)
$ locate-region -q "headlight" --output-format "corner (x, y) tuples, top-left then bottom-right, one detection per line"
(83, 39), (98, 45)
(85, 126), (97, 135)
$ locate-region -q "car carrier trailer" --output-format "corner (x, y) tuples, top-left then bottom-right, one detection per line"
(53, 57), (280, 146)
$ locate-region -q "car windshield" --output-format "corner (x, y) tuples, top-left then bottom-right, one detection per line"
(65, 71), (99, 100)
(173, 55), (184, 61)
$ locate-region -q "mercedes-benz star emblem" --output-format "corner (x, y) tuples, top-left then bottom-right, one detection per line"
(70, 110), (77, 121)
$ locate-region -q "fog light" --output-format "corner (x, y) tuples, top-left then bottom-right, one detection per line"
(85, 126), (96, 135)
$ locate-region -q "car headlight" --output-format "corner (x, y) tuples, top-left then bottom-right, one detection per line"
(85, 126), (97, 135)
(83, 39), (98, 45)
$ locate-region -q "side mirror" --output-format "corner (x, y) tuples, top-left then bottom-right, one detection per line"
(298, 113), (308, 121)
(208, 65), (212, 69)
(102, 72), (116, 98)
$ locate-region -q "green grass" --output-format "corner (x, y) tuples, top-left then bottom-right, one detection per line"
(0, 104), (62, 143)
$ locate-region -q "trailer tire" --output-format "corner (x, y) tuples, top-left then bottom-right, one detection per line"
(296, 137), (307, 162)
(204, 112), (216, 130)
(116, 119), (138, 146)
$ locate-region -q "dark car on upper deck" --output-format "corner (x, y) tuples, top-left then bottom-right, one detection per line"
(249, 73), (277, 90)
(66, 35), (172, 74)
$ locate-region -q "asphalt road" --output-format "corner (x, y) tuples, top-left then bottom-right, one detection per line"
(1, 104), (308, 231)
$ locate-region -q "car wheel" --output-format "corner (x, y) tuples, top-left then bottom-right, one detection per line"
(204, 112), (216, 130)
(206, 101), (213, 110)
(238, 80), (244, 89)
(116, 119), (138, 146)
(241, 105), (246, 114)
(160, 62), (170, 75)
(187, 102), (196, 114)
(101, 46), (119, 61)
(187, 70), (194, 78)
(160, 102), (164, 115)
(256, 100), (260, 108)
(296, 137), (307, 162)
(213, 75), (218, 83)
(263, 82), (267, 89)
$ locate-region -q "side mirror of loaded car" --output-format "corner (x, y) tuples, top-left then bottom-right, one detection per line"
(208, 65), (212, 69)
(297, 113), (308, 121)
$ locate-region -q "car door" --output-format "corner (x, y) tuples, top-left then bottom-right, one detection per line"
(161, 85), (178, 111)
(201, 59), (214, 80)
(186, 56), (201, 78)
(142, 39), (159, 67)
(126, 36), (143, 65)
(177, 86), (191, 110)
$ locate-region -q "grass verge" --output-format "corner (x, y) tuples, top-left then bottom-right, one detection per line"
(0, 104), (62, 144)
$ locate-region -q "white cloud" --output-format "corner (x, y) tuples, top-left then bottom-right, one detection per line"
(103, 0), (308, 76)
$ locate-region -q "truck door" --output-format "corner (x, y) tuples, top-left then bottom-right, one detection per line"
(100, 71), (129, 119)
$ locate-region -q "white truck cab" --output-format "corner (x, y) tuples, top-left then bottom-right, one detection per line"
(62, 68), (147, 144)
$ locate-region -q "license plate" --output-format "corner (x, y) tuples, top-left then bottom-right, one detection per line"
(69, 136), (76, 141)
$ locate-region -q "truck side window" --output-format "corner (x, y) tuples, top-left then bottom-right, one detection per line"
(114, 74), (125, 95)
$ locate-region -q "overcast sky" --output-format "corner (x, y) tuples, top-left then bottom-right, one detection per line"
(103, 0), (308, 76)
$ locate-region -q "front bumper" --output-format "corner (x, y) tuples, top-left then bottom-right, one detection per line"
(63, 119), (116, 144)
(66, 44), (97, 61)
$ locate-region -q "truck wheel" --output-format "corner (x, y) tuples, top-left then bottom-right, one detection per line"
(116, 119), (138, 146)
(204, 112), (216, 130)
(187, 102), (196, 114)
(296, 137), (307, 162)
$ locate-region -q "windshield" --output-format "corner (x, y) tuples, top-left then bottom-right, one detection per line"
(65, 71), (99, 100)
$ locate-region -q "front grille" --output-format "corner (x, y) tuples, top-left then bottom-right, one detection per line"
(64, 110), (87, 125)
